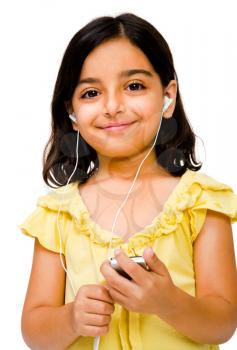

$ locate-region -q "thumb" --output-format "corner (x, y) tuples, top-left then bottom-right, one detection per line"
(143, 248), (168, 276)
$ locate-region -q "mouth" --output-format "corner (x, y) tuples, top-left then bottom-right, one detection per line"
(100, 121), (137, 131)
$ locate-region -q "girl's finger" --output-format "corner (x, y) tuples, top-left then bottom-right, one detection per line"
(143, 248), (169, 276)
(84, 298), (115, 315)
(82, 284), (114, 304)
(110, 249), (149, 284)
(107, 286), (128, 307)
(85, 313), (111, 326)
(100, 259), (141, 295)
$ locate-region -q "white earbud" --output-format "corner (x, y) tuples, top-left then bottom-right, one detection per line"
(69, 112), (77, 123)
(162, 96), (173, 113)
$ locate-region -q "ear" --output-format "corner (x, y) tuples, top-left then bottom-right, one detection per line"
(163, 79), (177, 119)
(64, 101), (79, 131)
(70, 115), (79, 131)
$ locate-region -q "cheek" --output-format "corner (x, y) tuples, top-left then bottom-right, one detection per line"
(73, 104), (99, 130)
(74, 103), (98, 119)
(129, 98), (162, 140)
(128, 96), (161, 122)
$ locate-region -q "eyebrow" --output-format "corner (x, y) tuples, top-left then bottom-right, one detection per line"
(77, 69), (154, 86)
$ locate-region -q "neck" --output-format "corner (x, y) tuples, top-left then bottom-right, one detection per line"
(94, 150), (168, 184)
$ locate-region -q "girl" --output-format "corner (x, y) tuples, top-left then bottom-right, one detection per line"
(18, 13), (237, 350)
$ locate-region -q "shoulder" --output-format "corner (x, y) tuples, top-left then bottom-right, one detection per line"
(179, 169), (237, 242)
(187, 169), (237, 207)
(18, 181), (82, 254)
(36, 182), (80, 210)
(178, 168), (236, 202)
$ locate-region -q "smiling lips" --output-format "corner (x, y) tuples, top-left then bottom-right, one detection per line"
(101, 121), (136, 131)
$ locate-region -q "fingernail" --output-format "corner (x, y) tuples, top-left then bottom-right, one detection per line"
(146, 247), (154, 256)
(114, 248), (121, 256)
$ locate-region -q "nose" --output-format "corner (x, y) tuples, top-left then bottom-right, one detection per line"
(103, 91), (125, 117)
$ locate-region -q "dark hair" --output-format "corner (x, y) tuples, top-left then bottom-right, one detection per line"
(43, 12), (202, 188)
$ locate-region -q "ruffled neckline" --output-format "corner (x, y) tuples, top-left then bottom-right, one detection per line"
(38, 169), (200, 248)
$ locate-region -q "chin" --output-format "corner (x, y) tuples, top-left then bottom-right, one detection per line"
(98, 147), (143, 159)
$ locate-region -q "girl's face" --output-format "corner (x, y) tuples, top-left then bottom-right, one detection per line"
(70, 37), (176, 159)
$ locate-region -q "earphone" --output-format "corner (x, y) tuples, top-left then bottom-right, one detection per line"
(59, 94), (173, 350)
(162, 95), (173, 113)
(68, 113), (77, 123)
(68, 96), (173, 123)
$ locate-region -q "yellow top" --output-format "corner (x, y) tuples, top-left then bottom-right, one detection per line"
(18, 169), (237, 350)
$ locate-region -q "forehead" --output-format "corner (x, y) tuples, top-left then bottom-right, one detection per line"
(79, 37), (156, 78)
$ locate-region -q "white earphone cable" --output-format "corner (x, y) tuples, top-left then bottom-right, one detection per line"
(56, 99), (170, 350)
(107, 113), (164, 259)
(56, 130), (80, 297)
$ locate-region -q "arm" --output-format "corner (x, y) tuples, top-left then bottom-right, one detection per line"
(21, 239), (78, 350)
(154, 210), (237, 344)
(100, 210), (237, 344)
(22, 239), (114, 350)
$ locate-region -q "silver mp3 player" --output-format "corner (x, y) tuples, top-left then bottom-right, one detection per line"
(110, 256), (150, 280)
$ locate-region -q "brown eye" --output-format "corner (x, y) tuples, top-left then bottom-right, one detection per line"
(127, 82), (145, 91)
(81, 90), (100, 99)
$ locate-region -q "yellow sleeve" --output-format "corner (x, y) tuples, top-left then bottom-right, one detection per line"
(18, 205), (69, 255)
(188, 174), (237, 242)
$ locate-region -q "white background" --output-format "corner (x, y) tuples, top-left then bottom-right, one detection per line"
(1, 0), (236, 348)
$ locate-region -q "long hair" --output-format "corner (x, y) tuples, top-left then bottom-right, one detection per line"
(43, 13), (202, 188)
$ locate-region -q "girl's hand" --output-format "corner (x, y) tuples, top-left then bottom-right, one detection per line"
(100, 248), (176, 315)
(70, 284), (115, 337)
